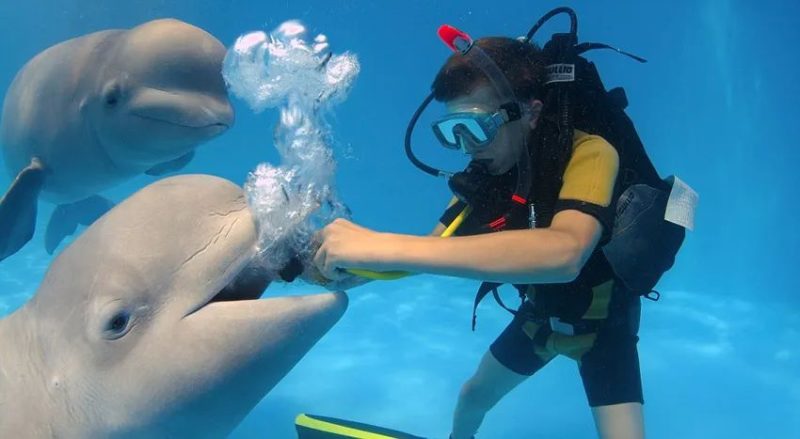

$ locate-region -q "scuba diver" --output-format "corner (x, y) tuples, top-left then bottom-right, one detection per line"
(310, 7), (695, 439)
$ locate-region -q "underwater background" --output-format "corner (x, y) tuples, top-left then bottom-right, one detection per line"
(0, 0), (797, 437)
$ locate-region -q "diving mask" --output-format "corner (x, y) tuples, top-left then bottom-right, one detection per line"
(431, 102), (523, 152)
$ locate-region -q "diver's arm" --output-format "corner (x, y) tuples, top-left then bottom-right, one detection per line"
(393, 209), (602, 283)
(315, 209), (602, 285)
(313, 199), (451, 288)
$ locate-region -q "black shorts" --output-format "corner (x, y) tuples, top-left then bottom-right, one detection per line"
(490, 297), (644, 407)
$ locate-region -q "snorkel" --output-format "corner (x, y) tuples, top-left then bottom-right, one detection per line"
(406, 25), (533, 234)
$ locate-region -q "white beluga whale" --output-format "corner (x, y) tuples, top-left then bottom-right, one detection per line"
(0, 18), (235, 262)
(0, 174), (347, 438)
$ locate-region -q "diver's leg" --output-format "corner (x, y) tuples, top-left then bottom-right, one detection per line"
(591, 402), (644, 439)
(451, 350), (528, 439)
(451, 308), (552, 439)
(581, 293), (645, 439)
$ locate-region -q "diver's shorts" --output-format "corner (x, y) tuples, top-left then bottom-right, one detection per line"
(489, 298), (643, 407)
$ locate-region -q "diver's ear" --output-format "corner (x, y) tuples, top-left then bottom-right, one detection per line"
(528, 99), (543, 129)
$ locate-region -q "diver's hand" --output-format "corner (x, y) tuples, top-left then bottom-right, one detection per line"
(313, 218), (397, 281)
(301, 258), (368, 290)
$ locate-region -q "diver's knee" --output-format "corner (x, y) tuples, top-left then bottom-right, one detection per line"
(592, 402), (644, 439)
(458, 377), (500, 410)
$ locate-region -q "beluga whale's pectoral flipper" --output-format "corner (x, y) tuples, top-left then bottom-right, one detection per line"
(0, 157), (46, 261)
(45, 194), (115, 254)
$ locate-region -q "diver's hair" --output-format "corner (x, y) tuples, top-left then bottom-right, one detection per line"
(432, 37), (546, 102)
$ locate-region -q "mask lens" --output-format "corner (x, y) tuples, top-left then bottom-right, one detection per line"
(459, 118), (489, 142)
(433, 114), (491, 148)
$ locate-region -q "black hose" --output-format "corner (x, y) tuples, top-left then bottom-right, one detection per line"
(404, 92), (444, 178)
(525, 7), (578, 43)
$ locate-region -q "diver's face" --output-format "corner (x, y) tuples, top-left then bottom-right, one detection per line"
(445, 84), (530, 175)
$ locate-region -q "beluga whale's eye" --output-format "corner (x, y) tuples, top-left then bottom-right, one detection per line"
(103, 310), (132, 339)
(101, 79), (125, 109)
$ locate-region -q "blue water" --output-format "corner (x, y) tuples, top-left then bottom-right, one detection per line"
(1, 0), (798, 437)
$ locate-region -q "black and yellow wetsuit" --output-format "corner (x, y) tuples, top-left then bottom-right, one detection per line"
(440, 130), (644, 407)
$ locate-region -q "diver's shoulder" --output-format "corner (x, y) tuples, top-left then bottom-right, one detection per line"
(572, 130), (617, 158)
(573, 129), (612, 148)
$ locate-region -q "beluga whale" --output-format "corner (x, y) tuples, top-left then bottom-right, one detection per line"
(0, 18), (235, 262)
(0, 174), (347, 438)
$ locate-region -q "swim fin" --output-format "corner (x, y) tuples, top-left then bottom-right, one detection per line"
(295, 413), (425, 439)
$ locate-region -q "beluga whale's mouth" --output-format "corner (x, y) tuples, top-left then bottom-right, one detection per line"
(131, 112), (231, 130)
(182, 255), (275, 319)
(210, 263), (272, 303)
(127, 86), (235, 132)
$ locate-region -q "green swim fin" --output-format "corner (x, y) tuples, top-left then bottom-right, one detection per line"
(295, 413), (426, 439)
